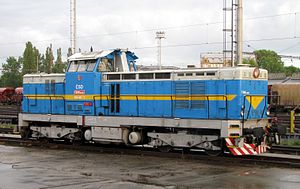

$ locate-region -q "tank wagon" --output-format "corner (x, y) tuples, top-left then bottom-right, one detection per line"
(19, 49), (269, 155)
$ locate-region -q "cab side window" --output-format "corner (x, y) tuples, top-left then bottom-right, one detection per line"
(68, 61), (79, 72)
(98, 58), (113, 72)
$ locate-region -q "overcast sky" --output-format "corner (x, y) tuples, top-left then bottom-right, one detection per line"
(1, 0), (300, 68)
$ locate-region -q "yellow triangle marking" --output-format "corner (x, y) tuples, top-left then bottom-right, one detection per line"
(246, 96), (264, 110)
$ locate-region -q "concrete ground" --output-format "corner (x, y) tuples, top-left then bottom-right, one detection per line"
(0, 144), (299, 189)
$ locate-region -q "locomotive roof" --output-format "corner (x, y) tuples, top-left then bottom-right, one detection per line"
(119, 66), (267, 74)
(68, 50), (114, 61)
(68, 49), (138, 61)
(24, 73), (65, 77)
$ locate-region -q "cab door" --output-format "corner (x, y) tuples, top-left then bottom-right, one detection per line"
(109, 83), (120, 115)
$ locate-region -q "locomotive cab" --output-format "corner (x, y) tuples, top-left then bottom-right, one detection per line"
(65, 49), (138, 116)
(67, 49), (137, 73)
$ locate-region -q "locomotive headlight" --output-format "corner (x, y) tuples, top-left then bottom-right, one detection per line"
(266, 110), (270, 116)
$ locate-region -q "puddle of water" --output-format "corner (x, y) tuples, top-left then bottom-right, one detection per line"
(0, 163), (11, 171)
(0, 145), (20, 153)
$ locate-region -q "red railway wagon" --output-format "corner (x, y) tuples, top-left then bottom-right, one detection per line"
(12, 87), (23, 105)
(0, 87), (15, 104)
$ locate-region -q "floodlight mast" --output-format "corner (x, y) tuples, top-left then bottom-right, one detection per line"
(156, 31), (165, 70)
(236, 0), (243, 66)
(70, 0), (76, 55)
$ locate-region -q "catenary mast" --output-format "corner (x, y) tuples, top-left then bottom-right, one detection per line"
(70, 0), (76, 55)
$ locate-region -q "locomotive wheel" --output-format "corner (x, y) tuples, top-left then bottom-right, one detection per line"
(264, 134), (273, 148)
(205, 139), (224, 156)
(20, 127), (31, 139)
(205, 149), (223, 156)
(158, 145), (172, 153)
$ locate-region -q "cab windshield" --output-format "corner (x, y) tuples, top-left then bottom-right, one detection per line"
(68, 60), (96, 72)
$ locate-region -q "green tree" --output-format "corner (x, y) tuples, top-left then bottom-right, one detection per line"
(52, 48), (67, 73)
(254, 49), (284, 73)
(243, 58), (257, 67)
(39, 54), (46, 73)
(67, 47), (73, 57)
(0, 57), (22, 87)
(35, 49), (43, 73)
(43, 45), (54, 74)
(33, 47), (40, 72)
(284, 65), (300, 76)
(22, 41), (39, 74)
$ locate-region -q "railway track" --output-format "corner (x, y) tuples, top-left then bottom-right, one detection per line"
(0, 135), (299, 168)
(0, 136), (29, 145)
(0, 105), (20, 124)
(0, 127), (15, 134)
(270, 145), (300, 155)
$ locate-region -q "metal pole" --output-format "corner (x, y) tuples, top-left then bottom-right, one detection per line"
(231, 0), (234, 67)
(223, 0), (226, 66)
(236, 0), (243, 65)
(70, 0), (72, 54)
(158, 39), (162, 70)
(74, 0), (76, 53)
(290, 110), (295, 134)
(70, 0), (76, 54)
(156, 31), (165, 70)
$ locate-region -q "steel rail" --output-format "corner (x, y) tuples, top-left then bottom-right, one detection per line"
(0, 136), (299, 168)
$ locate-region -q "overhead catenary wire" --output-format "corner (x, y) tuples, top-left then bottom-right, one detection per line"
(1, 11), (300, 66)
(0, 11), (299, 47)
(279, 41), (300, 53)
(1, 36), (300, 60)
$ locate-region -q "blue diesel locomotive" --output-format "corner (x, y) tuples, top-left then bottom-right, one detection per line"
(19, 49), (269, 155)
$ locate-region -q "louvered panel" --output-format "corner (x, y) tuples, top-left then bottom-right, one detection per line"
(191, 82), (206, 109)
(175, 82), (189, 109)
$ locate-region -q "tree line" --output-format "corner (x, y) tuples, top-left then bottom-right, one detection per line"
(1, 45), (299, 88)
(0, 42), (68, 88)
(243, 49), (300, 76)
